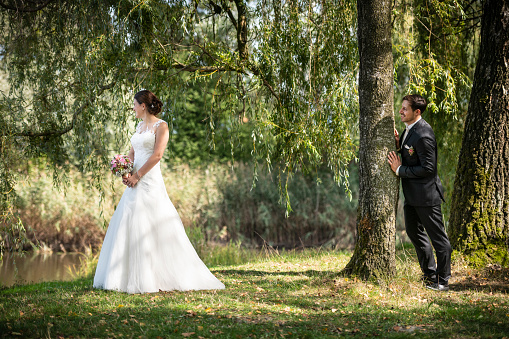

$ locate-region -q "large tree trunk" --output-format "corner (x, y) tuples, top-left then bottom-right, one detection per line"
(449, 0), (509, 267)
(344, 0), (398, 278)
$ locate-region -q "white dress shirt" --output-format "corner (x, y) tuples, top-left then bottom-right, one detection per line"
(396, 116), (421, 176)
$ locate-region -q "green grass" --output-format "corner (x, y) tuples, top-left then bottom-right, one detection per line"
(1, 249), (508, 338)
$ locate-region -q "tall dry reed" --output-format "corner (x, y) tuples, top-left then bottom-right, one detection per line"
(11, 162), (360, 253)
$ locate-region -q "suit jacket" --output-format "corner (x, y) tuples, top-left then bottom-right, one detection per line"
(398, 119), (445, 207)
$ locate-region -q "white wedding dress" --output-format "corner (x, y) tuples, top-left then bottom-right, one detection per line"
(93, 120), (225, 293)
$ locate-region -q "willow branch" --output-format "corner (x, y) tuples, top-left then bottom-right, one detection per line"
(222, 1), (238, 30)
(248, 64), (279, 101)
(136, 62), (280, 101)
(0, 0), (53, 12)
(234, 0), (248, 61)
(12, 82), (116, 138)
(134, 64), (230, 73)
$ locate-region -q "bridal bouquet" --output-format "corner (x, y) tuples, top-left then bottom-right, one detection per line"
(110, 154), (133, 177)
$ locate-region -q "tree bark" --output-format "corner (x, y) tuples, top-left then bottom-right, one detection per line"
(234, 0), (248, 61)
(344, 0), (398, 279)
(449, 0), (509, 266)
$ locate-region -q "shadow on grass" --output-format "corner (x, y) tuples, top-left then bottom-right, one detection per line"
(217, 269), (344, 279)
(1, 267), (509, 338)
(450, 266), (509, 294)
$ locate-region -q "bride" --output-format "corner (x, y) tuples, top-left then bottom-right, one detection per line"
(93, 90), (225, 294)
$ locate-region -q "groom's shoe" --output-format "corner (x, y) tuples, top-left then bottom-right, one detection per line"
(426, 282), (449, 292)
(421, 275), (437, 286)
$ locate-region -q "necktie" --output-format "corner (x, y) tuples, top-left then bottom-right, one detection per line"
(400, 127), (410, 147)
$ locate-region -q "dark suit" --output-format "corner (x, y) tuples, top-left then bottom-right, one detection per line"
(398, 118), (451, 285)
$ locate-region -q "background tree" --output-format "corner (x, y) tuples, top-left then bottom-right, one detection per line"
(343, 0), (398, 278)
(449, 0), (509, 266)
(166, 79), (253, 165)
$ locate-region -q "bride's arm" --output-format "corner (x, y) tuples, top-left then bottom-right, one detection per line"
(126, 122), (169, 186)
(128, 146), (135, 162)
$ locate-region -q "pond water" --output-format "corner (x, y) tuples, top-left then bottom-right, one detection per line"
(0, 252), (85, 287)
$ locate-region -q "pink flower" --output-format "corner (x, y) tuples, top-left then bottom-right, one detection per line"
(110, 154), (133, 177)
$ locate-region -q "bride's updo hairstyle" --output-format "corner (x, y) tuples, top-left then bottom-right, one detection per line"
(134, 90), (163, 116)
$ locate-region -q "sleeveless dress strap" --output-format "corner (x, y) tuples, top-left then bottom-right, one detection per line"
(153, 120), (167, 130)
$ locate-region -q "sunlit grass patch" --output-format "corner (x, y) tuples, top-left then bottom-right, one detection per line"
(1, 249), (508, 338)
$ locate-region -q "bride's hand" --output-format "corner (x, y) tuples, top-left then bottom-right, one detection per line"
(125, 172), (141, 188)
(122, 173), (131, 186)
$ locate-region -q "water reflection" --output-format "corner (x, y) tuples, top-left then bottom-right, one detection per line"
(0, 252), (84, 287)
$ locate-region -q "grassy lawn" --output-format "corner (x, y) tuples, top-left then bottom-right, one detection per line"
(1, 248), (508, 338)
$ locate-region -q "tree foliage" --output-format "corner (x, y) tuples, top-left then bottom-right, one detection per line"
(392, 0), (482, 220)
(0, 0), (487, 263)
(165, 79), (254, 165)
(0, 0), (359, 253)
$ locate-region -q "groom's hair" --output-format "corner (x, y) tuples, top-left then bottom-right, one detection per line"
(403, 94), (427, 114)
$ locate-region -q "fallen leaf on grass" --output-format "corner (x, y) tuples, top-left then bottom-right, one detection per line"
(182, 332), (195, 337)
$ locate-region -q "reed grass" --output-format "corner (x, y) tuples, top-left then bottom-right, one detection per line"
(11, 162), (363, 253)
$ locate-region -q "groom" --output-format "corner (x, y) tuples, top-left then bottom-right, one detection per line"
(387, 94), (452, 292)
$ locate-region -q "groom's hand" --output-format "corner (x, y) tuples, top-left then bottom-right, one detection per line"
(388, 151), (401, 173)
(394, 128), (400, 150)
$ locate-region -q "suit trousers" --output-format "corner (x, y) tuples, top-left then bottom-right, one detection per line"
(404, 204), (452, 284)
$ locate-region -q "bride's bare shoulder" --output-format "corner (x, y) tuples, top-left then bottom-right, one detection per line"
(154, 119), (167, 128)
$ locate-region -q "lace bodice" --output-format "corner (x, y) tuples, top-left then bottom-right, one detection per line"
(130, 120), (167, 172)
(135, 120), (166, 134)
